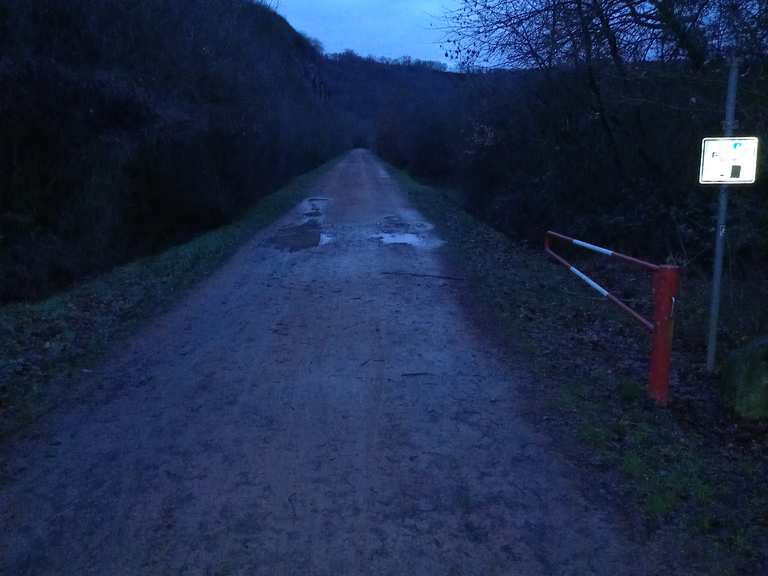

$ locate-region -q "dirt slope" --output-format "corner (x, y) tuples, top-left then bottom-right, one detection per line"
(1, 150), (670, 575)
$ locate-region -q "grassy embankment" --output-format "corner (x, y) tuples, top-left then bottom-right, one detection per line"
(0, 158), (339, 440)
(392, 165), (768, 576)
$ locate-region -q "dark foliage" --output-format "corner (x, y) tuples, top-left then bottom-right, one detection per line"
(365, 57), (767, 270)
(2, 0), (766, 308)
(0, 0), (350, 301)
(457, 64), (768, 267)
(422, 0), (768, 269)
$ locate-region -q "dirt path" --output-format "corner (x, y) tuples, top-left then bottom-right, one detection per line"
(2, 150), (664, 575)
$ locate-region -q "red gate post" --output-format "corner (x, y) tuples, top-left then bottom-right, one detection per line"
(546, 231), (683, 405)
(648, 266), (681, 405)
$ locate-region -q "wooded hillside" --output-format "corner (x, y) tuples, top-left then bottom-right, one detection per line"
(0, 0), (350, 301)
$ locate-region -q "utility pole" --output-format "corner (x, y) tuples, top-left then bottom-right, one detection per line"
(706, 54), (739, 372)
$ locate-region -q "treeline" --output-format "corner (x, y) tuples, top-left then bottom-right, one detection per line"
(2, 0), (766, 303)
(370, 62), (767, 268)
(365, 1), (768, 269)
(0, 0), (351, 301)
(323, 52), (465, 179)
(316, 49), (768, 270)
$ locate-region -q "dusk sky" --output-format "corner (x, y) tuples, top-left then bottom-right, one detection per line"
(277, 1), (457, 64)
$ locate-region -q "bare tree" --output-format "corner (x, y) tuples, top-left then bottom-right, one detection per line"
(445, 0), (767, 71)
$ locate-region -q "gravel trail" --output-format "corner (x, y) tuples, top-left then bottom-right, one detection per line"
(2, 150), (662, 575)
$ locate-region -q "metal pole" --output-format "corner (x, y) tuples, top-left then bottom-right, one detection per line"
(706, 55), (739, 372)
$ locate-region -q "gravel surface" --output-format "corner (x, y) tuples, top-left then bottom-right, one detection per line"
(2, 150), (673, 575)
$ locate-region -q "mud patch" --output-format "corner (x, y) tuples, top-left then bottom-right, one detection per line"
(302, 198), (330, 225)
(380, 215), (433, 233)
(270, 221), (321, 252)
(379, 215), (409, 232)
(374, 215), (443, 249)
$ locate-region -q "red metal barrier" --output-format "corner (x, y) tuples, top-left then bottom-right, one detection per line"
(545, 231), (680, 405)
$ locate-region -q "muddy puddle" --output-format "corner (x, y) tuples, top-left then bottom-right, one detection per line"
(269, 197), (331, 252)
(371, 214), (444, 249)
(371, 232), (443, 249)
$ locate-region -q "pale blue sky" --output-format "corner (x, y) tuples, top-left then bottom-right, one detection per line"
(276, 1), (457, 64)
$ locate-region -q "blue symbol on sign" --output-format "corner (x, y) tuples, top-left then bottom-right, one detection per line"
(733, 142), (742, 150)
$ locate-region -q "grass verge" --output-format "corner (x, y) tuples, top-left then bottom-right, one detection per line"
(390, 165), (768, 576)
(0, 157), (339, 440)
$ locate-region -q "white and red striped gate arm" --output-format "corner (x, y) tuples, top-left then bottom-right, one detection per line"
(544, 230), (680, 405)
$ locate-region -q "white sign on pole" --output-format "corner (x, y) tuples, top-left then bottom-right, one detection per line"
(699, 137), (759, 184)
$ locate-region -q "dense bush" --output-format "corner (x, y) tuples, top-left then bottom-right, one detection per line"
(0, 0), (350, 301)
(366, 0), (768, 269)
(369, 60), (768, 269)
(459, 65), (768, 266)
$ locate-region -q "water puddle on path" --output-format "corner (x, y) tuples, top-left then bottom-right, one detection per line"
(371, 214), (444, 249)
(370, 232), (444, 249)
(269, 197), (334, 252)
(302, 198), (329, 225)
